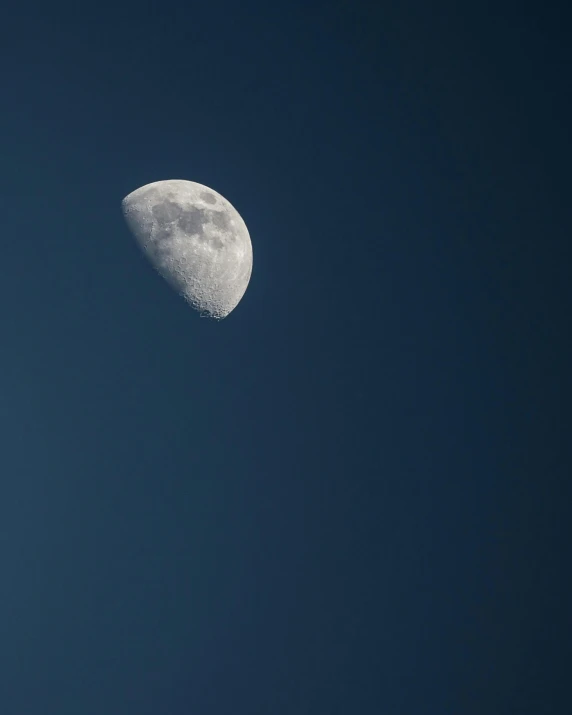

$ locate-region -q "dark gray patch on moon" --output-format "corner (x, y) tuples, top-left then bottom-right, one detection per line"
(178, 207), (208, 236)
(153, 204), (230, 249)
(211, 210), (230, 231)
(200, 192), (217, 204)
(152, 200), (182, 224)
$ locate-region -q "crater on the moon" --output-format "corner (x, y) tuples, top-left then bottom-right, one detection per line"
(200, 192), (217, 204)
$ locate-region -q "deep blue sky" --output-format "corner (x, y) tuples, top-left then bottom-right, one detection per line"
(1, 2), (570, 713)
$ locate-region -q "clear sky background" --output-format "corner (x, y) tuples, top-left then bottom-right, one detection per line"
(1, 2), (570, 713)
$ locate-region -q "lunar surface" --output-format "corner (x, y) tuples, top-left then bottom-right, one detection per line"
(122, 179), (252, 319)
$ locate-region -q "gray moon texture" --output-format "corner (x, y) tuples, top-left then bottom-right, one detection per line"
(121, 179), (252, 319)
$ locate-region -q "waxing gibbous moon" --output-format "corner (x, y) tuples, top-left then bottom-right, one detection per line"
(121, 179), (253, 319)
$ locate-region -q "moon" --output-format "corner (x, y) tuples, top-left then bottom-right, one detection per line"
(121, 179), (253, 319)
